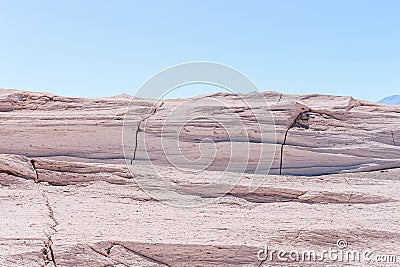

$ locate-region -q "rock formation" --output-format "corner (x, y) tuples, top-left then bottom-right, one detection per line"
(0, 89), (399, 266)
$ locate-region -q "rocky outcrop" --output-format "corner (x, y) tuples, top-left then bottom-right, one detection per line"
(1, 89), (399, 176)
(0, 154), (400, 266)
(0, 154), (37, 180)
(1, 89), (400, 266)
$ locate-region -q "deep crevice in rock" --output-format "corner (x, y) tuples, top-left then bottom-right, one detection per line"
(279, 109), (310, 175)
(30, 159), (58, 266)
(130, 101), (164, 164)
(42, 239), (57, 267)
(279, 106), (343, 175)
(42, 193), (59, 266)
(30, 159), (39, 183)
(277, 94), (283, 103)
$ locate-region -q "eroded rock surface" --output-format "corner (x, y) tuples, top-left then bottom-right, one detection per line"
(1, 89), (399, 175)
(0, 153), (399, 266)
(0, 89), (399, 266)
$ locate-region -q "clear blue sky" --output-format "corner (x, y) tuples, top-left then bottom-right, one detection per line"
(0, 0), (399, 101)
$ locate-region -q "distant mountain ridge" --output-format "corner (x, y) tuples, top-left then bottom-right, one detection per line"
(379, 95), (400, 105)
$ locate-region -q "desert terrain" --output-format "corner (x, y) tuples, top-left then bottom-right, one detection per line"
(0, 89), (399, 266)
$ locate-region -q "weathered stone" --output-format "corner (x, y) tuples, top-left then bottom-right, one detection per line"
(0, 89), (399, 266)
(0, 154), (37, 180)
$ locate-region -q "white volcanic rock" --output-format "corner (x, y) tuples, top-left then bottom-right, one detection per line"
(0, 89), (400, 266)
(0, 154), (37, 180)
(1, 89), (399, 175)
(0, 154), (399, 266)
(0, 89), (151, 164)
(134, 91), (400, 175)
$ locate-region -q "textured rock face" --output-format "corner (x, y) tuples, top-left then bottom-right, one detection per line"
(0, 154), (399, 266)
(0, 89), (399, 266)
(136, 92), (400, 175)
(1, 89), (399, 175)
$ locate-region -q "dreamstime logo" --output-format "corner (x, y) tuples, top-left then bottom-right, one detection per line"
(257, 239), (399, 265)
(122, 62), (276, 207)
(336, 239), (348, 249)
